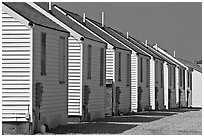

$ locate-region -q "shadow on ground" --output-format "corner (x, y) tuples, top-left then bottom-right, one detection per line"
(47, 123), (137, 134)
(93, 116), (162, 123)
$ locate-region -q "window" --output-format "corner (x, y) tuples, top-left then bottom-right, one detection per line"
(100, 48), (104, 86)
(140, 58), (143, 82)
(173, 67), (176, 89)
(179, 69), (182, 86)
(59, 36), (65, 84)
(41, 32), (46, 76)
(155, 61), (158, 83)
(127, 54), (130, 86)
(118, 52), (121, 81)
(146, 59), (149, 87)
(190, 73), (192, 90)
(183, 69), (185, 90)
(169, 66), (172, 86)
(87, 45), (92, 79)
(161, 63), (163, 88)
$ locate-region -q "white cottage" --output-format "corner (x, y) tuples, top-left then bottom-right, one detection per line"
(28, 2), (107, 121)
(2, 2), (69, 134)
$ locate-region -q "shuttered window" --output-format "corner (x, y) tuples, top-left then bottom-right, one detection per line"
(179, 69), (182, 86)
(161, 63), (163, 88)
(127, 54), (130, 86)
(173, 67), (176, 89)
(87, 45), (92, 79)
(190, 73), (192, 90)
(155, 61), (158, 83)
(118, 52), (121, 81)
(140, 58), (143, 82)
(169, 66), (172, 86)
(183, 69), (185, 90)
(100, 48), (104, 86)
(59, 36), (65, 84)
(41, 32), (46, 76)
(146, 59), (149, 87)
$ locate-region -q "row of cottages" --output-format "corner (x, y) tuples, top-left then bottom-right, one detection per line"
(54, 6), (158, 112)
(2, 2), (70, 134)
(153, 46), (193, 108)
(28, 2), (108, 123)
(176, 58), (202, 108)
(48, 4), (139, 115)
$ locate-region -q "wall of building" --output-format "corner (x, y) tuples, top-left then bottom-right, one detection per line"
(192, 70), (202, 107)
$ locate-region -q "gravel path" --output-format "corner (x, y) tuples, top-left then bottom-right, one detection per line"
(122, 109), (202, 135)
(43, 108), (201, 135)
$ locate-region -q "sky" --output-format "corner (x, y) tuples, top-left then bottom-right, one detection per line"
(55, 2), (202, 62)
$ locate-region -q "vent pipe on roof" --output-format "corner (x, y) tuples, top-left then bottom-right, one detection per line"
(83, 13), (86, 23)
(49, 2), (52, 11)
(127, 32), (129, 39)
(102, 11), (104, 27)
(144, 40), (148, 47)
(154, 44), (158, 50)
(174, 51), (176, 57)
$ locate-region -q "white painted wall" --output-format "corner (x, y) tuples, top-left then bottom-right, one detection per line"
(192, 70), (202, 107)
(2, 9), (32, 122)
(150, 58), (155, 110)
(164, 62), (169, 109)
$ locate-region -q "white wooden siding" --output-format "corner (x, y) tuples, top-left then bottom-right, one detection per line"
(164, 62), (169, 109)
(175, 67), (179, 104)
(2, 10), (32, 122)
(131, 54), (138, 112)
(192, 70), (202, 107)
(68, 36), (83, 116)
(150, 58), (155, 109)
(106, 49), (115, 80)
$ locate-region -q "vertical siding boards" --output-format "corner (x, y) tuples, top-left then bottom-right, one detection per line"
(68, 36), (82, 116)
(33, 25), (69, 129)
(82, 38), (106, 120)
(2, 10), (32, 122)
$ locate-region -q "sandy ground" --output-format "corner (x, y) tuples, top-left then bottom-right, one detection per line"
(122, 109), (202, 135)
(45, 108), (202, 135)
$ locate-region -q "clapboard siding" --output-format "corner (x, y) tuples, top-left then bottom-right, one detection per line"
(106, 49), (114, 80)
(138, 54), (150, 110)
(114, 49), (131, 113)
(131, 54), (138, 112)
(82, 39), (106, 119)
(156, 59), (165, 109)
(2, 10), (32, 122)
(33, 25), (68, 127)
(67, 36), (82, 116)
(175, 67), (179, 104)
(192, 70), (202, 107)
(163, 62), (168, 109)
(149, 58), (155, 109)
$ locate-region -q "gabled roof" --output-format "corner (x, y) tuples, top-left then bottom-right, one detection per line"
(34, 3), (105, 44)
(176, 58), (202, 73)
(3, 2), (67, 32)
(106, 27), (162, 59)
(54, 5), (131, 51)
